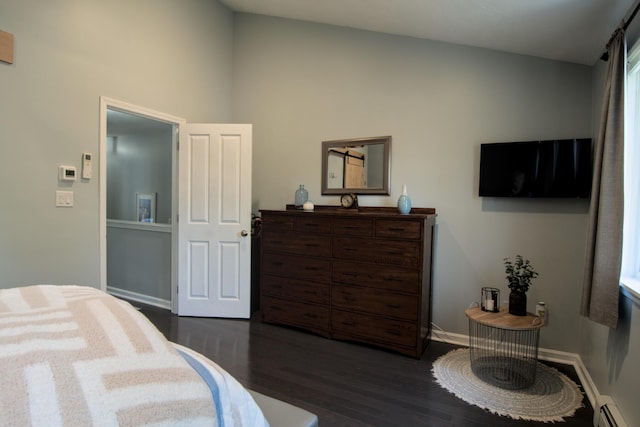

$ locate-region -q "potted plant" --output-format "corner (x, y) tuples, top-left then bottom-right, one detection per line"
(504, 255), (538, 316)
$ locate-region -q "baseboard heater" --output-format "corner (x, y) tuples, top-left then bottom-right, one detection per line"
(594, 396), (627, 427)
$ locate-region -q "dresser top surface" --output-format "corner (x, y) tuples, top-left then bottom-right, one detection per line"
(261, 205), (436, 218)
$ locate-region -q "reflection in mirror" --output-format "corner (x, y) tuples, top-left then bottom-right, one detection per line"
(321, 136), (391, 195)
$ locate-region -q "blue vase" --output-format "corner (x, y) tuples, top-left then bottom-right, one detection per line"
(397, 184), (411, 214)
(295, 185), (308, 209)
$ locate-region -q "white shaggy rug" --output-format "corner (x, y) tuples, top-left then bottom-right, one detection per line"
(432, 348), (584, 423)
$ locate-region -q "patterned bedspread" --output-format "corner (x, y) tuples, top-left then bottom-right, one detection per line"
(0, 285), (264, 426)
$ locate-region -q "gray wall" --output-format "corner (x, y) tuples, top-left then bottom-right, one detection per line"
(107, 223), (171, 302)
(579, 293), (640, 423)
(106, 123), (173, 302)
(0, 0), (233, 287)
(233, 14), (593, 354)
(107, 130), (173, 224)
(576, 41), (640, 425)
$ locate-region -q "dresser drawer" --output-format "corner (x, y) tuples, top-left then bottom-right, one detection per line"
(375, 219), (422, 239)
(332, 309), (417, 348)
(262, 253), (331, 283)
(332, 218), (373, 236)
(333, 237), (421, 267)
(262, 296), (330, 335)
(262, 231), (331, 257)
(332, 260), (420, 293)
(261, 214), (294, 232)
(295, 216), (331, 234)
(262, 275), (330, 305)
(332, 285), (418, 321)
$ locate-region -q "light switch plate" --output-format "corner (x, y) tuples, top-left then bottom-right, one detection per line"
(56, 190), (73, 207)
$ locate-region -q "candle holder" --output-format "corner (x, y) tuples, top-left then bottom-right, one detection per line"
(481, 287), (500, 312)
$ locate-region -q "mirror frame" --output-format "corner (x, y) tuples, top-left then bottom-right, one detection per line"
(321, 136), (391, 195)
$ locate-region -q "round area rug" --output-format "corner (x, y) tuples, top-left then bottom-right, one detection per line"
(432, 348), (583, 422)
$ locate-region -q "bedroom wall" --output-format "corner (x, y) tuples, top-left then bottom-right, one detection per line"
(232, 14), (593, 353)
(106, 130), (173, 224)
(576, 38), (640, 425)
(107, 223), (172, 304)
(0, 0), (233, 286)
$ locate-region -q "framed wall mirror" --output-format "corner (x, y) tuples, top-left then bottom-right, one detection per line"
(321, 136), (391, 195)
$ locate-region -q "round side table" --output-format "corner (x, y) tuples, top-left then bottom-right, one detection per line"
(465, 306), (543, 390)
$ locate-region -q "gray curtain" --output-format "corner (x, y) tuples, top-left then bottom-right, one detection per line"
(580, 29), (626, 329)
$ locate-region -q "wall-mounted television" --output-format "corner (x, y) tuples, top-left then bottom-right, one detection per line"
(479, 138), (593, 198)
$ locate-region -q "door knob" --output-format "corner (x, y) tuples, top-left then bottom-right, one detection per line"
(241, 230), (249, 237)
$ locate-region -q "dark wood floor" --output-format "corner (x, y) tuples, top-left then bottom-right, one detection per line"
(136, 304), (593, 427)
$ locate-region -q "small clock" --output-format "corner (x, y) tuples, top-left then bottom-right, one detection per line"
(340, 193), (358, 209)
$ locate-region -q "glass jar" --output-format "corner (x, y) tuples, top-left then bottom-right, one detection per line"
(481, 287), (500, 312)
(295, 184), (308, 209)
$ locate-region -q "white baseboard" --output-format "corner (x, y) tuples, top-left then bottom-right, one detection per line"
(430, 327), (469, 347)
(107, 286), (171, 310)
(430, 324), (599, 409)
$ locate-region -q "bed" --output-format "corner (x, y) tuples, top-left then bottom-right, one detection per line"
(0, 285), (317, 426)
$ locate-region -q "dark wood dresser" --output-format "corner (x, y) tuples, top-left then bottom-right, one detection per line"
(259, 206), (436, 358)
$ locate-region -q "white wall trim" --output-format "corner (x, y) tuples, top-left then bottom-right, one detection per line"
(430, 325), (599, 409)
(620, 277), (640, 306)
(430, 326), (469, 347)
(107, 219), (172, 233)
(107, 286), (171, 310)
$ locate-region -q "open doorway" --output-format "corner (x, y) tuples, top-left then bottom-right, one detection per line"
(99, 97), (253, 317)
(99, 97), (183, 313)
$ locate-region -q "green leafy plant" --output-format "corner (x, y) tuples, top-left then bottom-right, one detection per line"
(504, 255), (538, 293)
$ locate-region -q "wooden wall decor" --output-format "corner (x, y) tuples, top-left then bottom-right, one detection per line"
(0, 30), (15, 64)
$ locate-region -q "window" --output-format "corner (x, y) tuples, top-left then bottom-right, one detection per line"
(622, 40), (640, 302)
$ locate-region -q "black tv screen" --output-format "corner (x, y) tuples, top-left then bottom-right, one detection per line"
(479, 139), (592, 198)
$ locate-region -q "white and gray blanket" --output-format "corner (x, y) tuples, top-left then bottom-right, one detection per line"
(0, 285), (266, 426)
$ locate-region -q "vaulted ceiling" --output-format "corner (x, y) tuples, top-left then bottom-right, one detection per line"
(220, 0), (637, 65)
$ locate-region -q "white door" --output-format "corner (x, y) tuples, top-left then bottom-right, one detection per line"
(177, 124), (252, 317)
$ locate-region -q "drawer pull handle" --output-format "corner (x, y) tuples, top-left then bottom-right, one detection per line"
(304, 267), (319, 271)
(386, 329), (401, 336)
(304, 243), (319, 248)
(341, 321), (355, 326)
(387, 303), (401, 309)
(388, 227), (406, 232)
(270, 306), (284, 312)
(384, 277), (401, 282)
(271, 262), (284, 267)
(343, 272), (358, 277)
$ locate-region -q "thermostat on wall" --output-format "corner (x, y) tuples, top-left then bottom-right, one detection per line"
(59, 165), (77, 181)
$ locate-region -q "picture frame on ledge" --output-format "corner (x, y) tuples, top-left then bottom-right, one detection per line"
(136, 192), (156, 223)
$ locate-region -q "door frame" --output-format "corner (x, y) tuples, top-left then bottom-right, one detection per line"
(99, 96), (185, 313)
